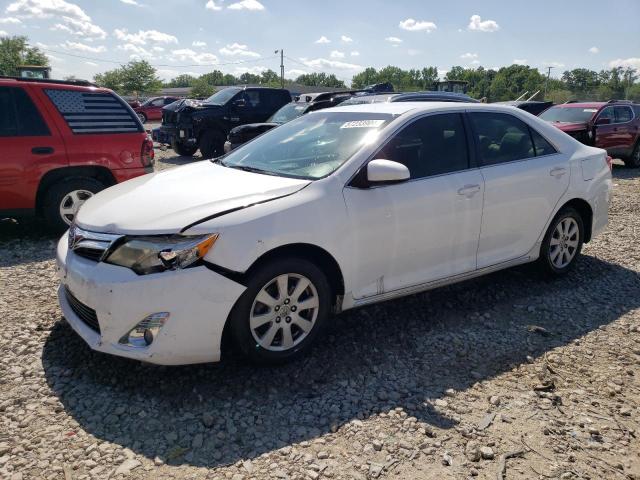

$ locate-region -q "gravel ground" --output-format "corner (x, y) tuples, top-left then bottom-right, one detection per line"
(1, 148), (639, 480)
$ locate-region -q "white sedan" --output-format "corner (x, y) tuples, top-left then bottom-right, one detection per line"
(56, 102), (612, 365)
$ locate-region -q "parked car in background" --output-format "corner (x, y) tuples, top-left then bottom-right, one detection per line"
(57, 102), (611, 365)
(340, 91), (478, 105)
(0, 76), (153, 231)
(160, 87), (291, 158)
(540, 100), (640, 167)
(495, 100), (554, 116)
(224, 91), (354, 152)
(133, 96), (180, 123)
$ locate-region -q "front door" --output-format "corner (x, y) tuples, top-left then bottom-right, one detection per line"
(343, 112), (484, 299)
(467, 111), (570, 268)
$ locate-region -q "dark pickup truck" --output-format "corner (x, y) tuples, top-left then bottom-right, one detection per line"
(159, 86), (291, 158)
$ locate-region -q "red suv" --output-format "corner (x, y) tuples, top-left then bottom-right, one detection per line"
(540, 100), (640, 167)
(134, 96), (180, 123)
(0, 77), (154, 231)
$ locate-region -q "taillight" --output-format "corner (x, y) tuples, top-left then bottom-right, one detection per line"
(141, 138), (154, 167)
(606, 155), (613, 171)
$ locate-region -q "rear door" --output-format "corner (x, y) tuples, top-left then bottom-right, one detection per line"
(612, 106), (636, 155)
(146, 97), (165, 120)
(468, 111), (569, 268)
(594, 106), (618, 151)
(0, 85), (67, 212)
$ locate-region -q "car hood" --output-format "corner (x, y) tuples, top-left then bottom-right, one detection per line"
(546, 121), (588, 132)
(75, 161), (311, 235)
(163, 98), (222, 114)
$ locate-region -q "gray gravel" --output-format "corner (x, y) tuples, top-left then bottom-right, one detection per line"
(1, 151), (639, 480)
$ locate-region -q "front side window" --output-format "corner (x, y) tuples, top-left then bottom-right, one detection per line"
(150, 98), (164, 107)
(614, 106), (633, 123)
(597, 106), (615, 123)
(469, 112), (535, 166)
(374, 113), (469, 179)
(219, 112), (393, 179)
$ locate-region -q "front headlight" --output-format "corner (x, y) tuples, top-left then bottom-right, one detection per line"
(105, 234), (218, 275)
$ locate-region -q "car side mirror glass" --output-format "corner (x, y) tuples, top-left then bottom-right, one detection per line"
(367, 159), (410, 184)
(595, 117), (611, 125)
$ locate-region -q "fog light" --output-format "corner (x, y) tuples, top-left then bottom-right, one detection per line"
(119, 312), (169, 347)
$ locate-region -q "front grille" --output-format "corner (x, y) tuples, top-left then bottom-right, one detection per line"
(64, 286), (101, 334)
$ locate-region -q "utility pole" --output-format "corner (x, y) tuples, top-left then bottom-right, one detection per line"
(544, 66), (553, 99)
(275, 49), (284, 88)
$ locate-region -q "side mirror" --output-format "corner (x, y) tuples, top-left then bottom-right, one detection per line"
(233, 98), (246, 108)
(367, 159), (410, 184)
(595, 117), (611, 125)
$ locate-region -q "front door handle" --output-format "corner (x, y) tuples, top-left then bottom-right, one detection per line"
(457, 184), (481, 197)
(549, 167), (567, 177)
(32, 146), (54, 155)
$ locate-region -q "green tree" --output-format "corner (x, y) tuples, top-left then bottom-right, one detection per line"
(93, 69), (124, 92)
(260, 69), (280, 85)
(0, 35), (49, 76)
(238, 72), (261, 84)
(166, 74), (197, 88)
(94, 60), (161, 96)
(351, 67), (379, 88)
(190, 77), (215, 98)
(295, 72), (346, 88)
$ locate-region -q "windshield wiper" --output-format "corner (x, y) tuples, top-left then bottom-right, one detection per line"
(226, 165), (280, 176)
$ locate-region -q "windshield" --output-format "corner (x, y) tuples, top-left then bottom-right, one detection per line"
(204, 87), (241, 105)
(540, 106), (599, 123)
(340, 94), (395, 105)
(218, 112), (393, 179)
(268, 103), (308, 124)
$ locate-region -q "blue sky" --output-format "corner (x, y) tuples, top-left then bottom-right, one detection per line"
(1, 0), (638, 84)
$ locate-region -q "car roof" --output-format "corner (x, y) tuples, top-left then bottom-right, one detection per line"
(553, 102), (606, 108)
(323, 101), (516, 115)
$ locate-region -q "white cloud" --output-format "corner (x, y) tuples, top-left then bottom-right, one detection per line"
(588, 46), (599, 54)
(460, 52), (478, 60)
(543, 61), (565, 68)
(219, 42), (260, 57)
(0, 30), (7, 36)
(233, 65), (266, 75)
(192, 40), (207, 48)
(227, 0), (264, 10)
(0, 17), (21, 24)
(114, 28), (178, 45)
(61, 40), (106, 53)
(468, 14), (499, 32)
(350, 51), (359, 57)
(120, 0), (140, 5)
(85, 61), (97, 66)
(385, 36), (402, 45)
(330, 50), (345, 59)
(314, 35), (330, 44)
(399, 18), (437, 33)
(6, 0), (90, 21)
(171, 48), (218, 64)
(205, 0), (222, 10)
(470, 60), (480, 65)
(407, 48), (421, 56)
(117, 43), (153, 57)
(513, 58), (527, 65)
(286, 68), (308, 77)
(608, 57), (640, 71)
(52, 16), (107, 39)
(301, 57), (361, 70)
(152, 46), (164, 52)
(341, 35), (353, 43)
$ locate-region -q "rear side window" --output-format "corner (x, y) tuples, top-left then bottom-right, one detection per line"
(45, 89), (142, 134)
(375, 113), (469, 179)
(530, 129), (557, 156)
(469, 112), (535, 166)
(614, 106), (633, 123)
(0, 87), (50, 137)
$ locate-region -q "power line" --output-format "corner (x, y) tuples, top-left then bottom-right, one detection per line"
(41, 47), (279, 68)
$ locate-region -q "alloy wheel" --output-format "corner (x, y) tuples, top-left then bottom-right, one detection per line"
(59, 189), (93, 225)
(549, 217), (580, 269)
(249, 273), (319, 351)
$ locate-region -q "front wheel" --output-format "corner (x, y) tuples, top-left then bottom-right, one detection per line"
(538, 207), (584, 276)
(199, 130), (225, 159)
(229, 258), (332, 363)
(171, 140), (198, 157)
(625, 142), (640, 168)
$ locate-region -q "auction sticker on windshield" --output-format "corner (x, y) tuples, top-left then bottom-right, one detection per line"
(340, 120), (386, 129)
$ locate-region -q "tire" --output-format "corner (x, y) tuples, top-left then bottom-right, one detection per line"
(42, 177), (106, 233)
(199, 130), (225, 159)
(229, 257), (332, 364)
(624, 142), (640, 168)
(538, 207), (584, 276)
(136, 112), (147, 124)
(171, 140), (198, 157)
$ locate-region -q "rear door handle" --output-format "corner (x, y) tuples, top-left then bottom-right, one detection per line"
(550, 167), (567, 177)
(31, 146), (54, 155)
(457, 184), (481, 197)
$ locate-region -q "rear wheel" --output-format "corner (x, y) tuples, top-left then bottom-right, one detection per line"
(43, 177), (105, 232)
(625, 142), (640, 168)
(229, 258), (331, 364)
(171, 140), (198, 157)
(199, 130), (225, 159)
(538, 207), (584, 276)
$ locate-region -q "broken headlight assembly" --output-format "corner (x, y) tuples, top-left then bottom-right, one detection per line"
(105, 234), (218, 275)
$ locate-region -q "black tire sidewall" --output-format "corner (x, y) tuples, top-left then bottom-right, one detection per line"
(625, 142), (640, 168)
(43, 177), (105, 233)
(137, 112), (147, 123)
(229, 258), (332, 364)
(199, 130), (224, 159)
(172, 141), (198, 157)
(539, 207), (584, 276)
